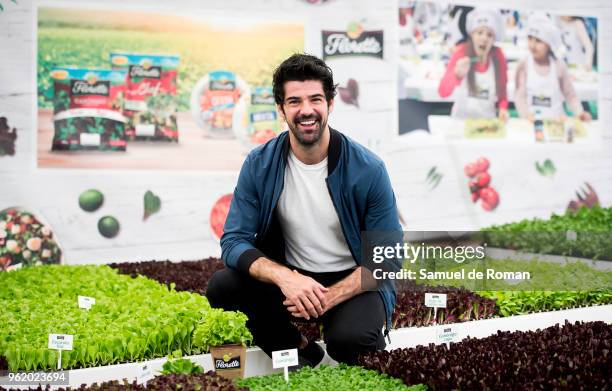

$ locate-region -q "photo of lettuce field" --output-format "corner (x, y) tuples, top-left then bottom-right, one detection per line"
(37, 8), (304, 111)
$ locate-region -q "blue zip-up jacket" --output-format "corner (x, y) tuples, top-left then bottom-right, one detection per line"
(220, 128), (402, 332)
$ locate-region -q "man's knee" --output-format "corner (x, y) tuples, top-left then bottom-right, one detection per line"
(324, 324), (383, 364)
(206, 268), (244, 309)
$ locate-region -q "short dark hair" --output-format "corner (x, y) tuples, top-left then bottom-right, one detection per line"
(272, 53), (337, 106)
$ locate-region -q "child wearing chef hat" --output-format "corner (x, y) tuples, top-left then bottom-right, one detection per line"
(514, 13), (592, 121)
(438, 8), (509, 121)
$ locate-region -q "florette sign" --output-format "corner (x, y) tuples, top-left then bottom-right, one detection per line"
(215, 353), (241, 370)
(321, 22), (383, 59)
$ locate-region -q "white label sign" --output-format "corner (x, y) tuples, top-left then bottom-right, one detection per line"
(425, 293), (447, 308)
(566, 230), (577, 241)
(436, 326), (459, 344)
(135, 124), (155, 137)
(48, 334), (73, 351)
(272, 348), (298, 369)
(136, 362), (154, 384)
(80, 133), (101, 147)
(78, 295), (96, 310)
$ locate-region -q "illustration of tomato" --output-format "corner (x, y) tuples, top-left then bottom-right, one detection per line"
(464, 163), (478, 178)
(476, 172), (491, 188)
(210, 194), (233, 241)
(480, 187), (499, 211)
(475, 157), (490, 173)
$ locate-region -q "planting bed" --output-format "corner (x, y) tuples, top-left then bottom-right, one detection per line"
(361, 321), (611, 390)
(484, 206), (612, 260)
(235, 364), (425, 390)
(111, 257), (611, 341)
(0, 265), (214, 371)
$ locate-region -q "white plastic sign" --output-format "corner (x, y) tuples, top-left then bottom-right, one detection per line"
(436, 326), (459, 344)
(78, 295), (96, 310)
(48, 334), (73, 351)
(136, 362), (154, 385)
(272, 348), (298, 382)
(272, 348), (298, 369)
(425, 293), (447, 308)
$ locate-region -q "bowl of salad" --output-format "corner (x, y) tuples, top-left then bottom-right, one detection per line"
(0, 207), (62, 271)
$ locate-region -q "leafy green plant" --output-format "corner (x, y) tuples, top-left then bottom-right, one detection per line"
(0, 265), (212, 371)
(236, 364), (425, 391)
(481, 290), (612, 317)
(192, 309), (252, 351)
(483, 206), (612, 260)
(160, 352), (204, 376)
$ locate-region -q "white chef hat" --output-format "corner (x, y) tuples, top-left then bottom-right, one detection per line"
(527, 13), (561, 54)
(466, 8), (504, 42)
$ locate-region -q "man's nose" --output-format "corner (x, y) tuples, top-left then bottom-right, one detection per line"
(299, 101), (315, 115)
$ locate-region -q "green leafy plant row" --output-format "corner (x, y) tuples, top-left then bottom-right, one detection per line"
(483, 206), (612, 260)
(0, 265), (213, 371)
(480, 290), (612, 317)
(235, 364), (426, 391)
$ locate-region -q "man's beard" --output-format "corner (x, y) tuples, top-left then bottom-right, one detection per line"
(287, 114), (326, 147)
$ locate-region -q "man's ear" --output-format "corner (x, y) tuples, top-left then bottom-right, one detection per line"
(277, 104), (286, 122)
(328, 98), (334, 114)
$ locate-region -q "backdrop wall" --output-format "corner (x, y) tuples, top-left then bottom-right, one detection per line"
(0, 0), (610, 266)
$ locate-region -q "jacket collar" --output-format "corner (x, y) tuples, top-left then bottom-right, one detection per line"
(281, 127), (342, 176)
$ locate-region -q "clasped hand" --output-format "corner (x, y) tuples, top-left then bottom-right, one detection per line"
(278, 270), (329, 320)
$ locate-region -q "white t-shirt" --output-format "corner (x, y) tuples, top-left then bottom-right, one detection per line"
(277, 150), (355, 272)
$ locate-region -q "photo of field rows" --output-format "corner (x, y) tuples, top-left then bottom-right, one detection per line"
(38, 8), (304, 110)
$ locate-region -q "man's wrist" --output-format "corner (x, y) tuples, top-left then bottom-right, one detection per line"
(250, 256), (292, 286)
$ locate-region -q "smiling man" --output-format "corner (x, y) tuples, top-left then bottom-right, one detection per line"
(207, 54), (402, 366)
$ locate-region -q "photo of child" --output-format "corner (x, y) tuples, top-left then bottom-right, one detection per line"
(514, 13), (592, 122)
(438, 9), (508, 121)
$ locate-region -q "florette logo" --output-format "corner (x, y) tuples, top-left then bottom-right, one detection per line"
(321, 28), (383, 59)
(71, 79), (110, 96)
(215, 356), (240, 369)
(129, 65), (161, 79)
(252, 93), (275, 105)
(209, 78), (236, 91)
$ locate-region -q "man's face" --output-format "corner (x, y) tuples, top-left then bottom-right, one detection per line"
(278, 80), (334, 147)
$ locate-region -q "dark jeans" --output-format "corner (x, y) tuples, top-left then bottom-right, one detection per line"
(206, 266), (386, 365)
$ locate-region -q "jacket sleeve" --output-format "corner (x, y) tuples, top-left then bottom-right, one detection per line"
(220, 154), (267, 274)
(364, 162), (403, 274)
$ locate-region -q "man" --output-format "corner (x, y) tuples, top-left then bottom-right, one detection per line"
(207, 54), (401, 366)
